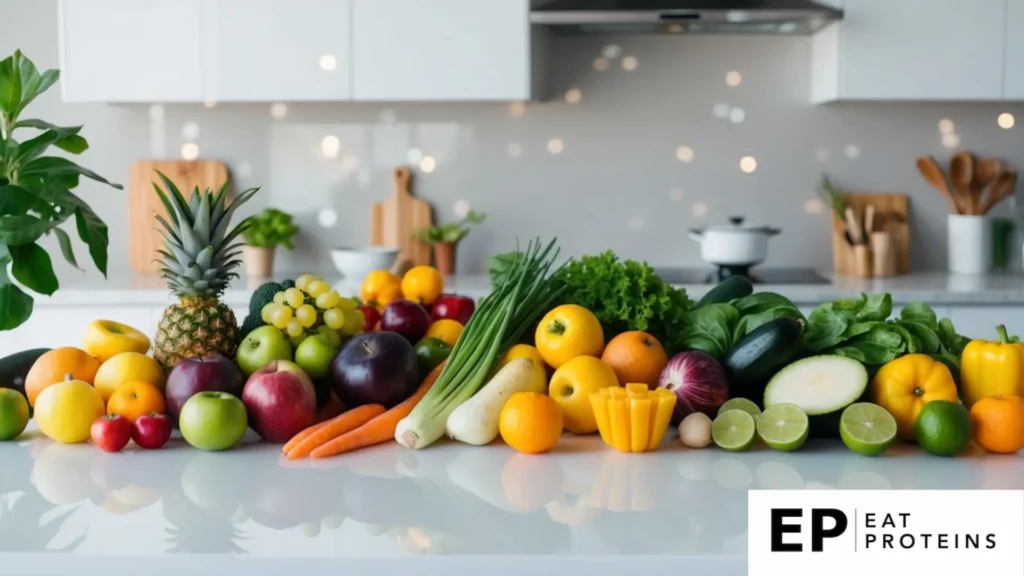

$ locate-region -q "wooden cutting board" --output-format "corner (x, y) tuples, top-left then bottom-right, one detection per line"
(831, 192), (910, 275)
(370, 168), (433, 267)
(128, 160), (230, 273)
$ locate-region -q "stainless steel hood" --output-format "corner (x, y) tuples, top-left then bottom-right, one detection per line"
(530, 0), (843, 35)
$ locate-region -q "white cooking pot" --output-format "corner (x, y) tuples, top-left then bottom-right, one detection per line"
(687, 216), (782, 266)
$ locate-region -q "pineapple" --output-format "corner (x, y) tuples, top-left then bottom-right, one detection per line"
(152, 171), (259, 368)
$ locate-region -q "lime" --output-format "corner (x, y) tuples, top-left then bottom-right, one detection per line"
(840, 402), (898, 456)
(915, 400), (971, 457)
(0, 388), (28, 441)
(756, 403), (809, 451)
(718, 398), (762, 420)
(712, 409), (756, 452)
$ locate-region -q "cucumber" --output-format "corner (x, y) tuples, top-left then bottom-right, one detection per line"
(0, 348), (50, 398)
(721, 318), (803, 402)
(763, 355), (868, 438)
(696, 275), (753, 308)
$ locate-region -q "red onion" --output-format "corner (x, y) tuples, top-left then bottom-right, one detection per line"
(658, 351), (730, 425)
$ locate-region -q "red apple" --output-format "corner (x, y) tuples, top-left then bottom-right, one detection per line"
(165, 355), (244, 425)
(91, 414), (132, 453)
(360, 305), (381, 332)
(380, 300), (431, 344)
(431, 294), (475, 325)
(241, 359), (316, 443)
(132, 413), (172, 450)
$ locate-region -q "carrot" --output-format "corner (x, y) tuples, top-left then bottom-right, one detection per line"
(282, 419), (330, 455)
(314, 392), (346, 423)
(285, 403), (385, 460)
(309, 362), (444, 459)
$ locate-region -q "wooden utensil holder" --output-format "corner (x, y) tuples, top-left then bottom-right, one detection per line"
(830, 193), (910, 278)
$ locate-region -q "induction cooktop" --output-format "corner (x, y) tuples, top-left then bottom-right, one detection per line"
(653, 267), (830, 285)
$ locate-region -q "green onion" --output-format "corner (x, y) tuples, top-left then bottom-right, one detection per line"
(394, 238), (564, 449)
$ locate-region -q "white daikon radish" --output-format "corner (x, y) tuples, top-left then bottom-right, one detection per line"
(446, 358), (547, 445)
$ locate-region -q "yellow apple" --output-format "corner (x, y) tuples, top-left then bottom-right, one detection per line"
(83, 320), (151, 363)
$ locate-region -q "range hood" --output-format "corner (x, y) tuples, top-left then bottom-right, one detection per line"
(530, 0), (843, 35)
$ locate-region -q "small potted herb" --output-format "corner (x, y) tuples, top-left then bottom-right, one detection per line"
(412, 211), (486, 274)
(242, 208), (299, 277)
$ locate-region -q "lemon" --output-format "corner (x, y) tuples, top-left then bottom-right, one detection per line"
(94, 351), (165, 401)
(35, 379), (105, 444)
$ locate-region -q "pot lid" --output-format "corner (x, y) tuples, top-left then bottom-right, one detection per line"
(700, 216), (779, 233)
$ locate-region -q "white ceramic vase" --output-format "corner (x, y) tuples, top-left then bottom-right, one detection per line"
(947, 214), (990, 275)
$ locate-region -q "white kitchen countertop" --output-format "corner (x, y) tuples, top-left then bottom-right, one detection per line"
(34, 271), (1024, 307)
(1, 427), (1020, 576)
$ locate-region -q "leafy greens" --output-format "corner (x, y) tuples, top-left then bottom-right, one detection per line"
(675, 292), (805, 357)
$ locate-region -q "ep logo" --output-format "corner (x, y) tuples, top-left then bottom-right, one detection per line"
(771, 508), (848, 552)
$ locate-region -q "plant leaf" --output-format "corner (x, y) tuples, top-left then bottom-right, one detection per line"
(9, 242), (57, 295)
(0, 184), (44, 215)
(74, 205), (108, 277)
(21, 156), (122, 189)
(0, 254), (33, 331)
(51, 226), (81, 270)
(16, 122), (87, 162)
(0, 214), (60, 245)
(0, 52), (23, 116)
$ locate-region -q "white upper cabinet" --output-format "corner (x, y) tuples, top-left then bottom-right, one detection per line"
(1005, 0), (1024, 98)
(59, 0), (203, 103)
(213, 0), (352, 101)
(351, 0), (534, 101)
(812, 0), (1008, 102)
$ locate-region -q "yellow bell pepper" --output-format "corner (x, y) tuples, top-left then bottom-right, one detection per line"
(590, 384), (676, 453)
(871, 354), (958, 440)
(960, 325), (1024, 408)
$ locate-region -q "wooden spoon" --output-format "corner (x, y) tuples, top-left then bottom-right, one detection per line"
(975, 158), (1003, 211)
(980, 170), (1018, 215)
(916, 156), (960, 213)
(949, 151), (975, 214)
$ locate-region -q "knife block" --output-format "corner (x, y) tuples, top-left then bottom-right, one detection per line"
(831, 193), (910, 277)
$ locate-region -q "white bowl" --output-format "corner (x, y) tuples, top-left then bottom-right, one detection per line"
(330, 247), (399, 280)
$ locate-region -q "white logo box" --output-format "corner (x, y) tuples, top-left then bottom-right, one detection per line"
(749, 490), (1024, 576)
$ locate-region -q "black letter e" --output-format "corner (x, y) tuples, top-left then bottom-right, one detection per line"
(771, 509), (803, 552)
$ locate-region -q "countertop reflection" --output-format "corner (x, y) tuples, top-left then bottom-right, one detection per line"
(1, 428), (1021, 574)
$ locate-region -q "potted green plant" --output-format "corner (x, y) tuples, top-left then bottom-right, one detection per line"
(411, 211), (485, 274)
(241, 208), (298, 277)
(0, 50), (122, 331)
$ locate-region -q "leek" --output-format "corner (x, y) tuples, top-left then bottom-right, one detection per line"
(395, 238), (564, 449)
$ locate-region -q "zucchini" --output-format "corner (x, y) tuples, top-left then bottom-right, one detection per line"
(0, 348), (50, 398)
(721, 318), (803, 402)
(696, 275), (753, 308)
(763, 355), (868, 438)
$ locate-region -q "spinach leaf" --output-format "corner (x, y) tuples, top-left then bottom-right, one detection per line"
(679, 303), (739, 358)
(834, 342), (903, 365)
(937, 317), (972, 353)
(842, 321), (885, 341)
(850, 325), (905, 350)
(732, 292), (800, 315)
(803, 304), (850, 351)
(856, 293), (892, 322)
(897, 320), (940, 354)
(890, 323), (921, 354)
(900, 302), (938, 331)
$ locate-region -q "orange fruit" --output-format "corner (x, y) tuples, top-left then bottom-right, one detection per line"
(534, 305), (604, 369)
(107, 381), (167, 423)
(94, 352), (166, 401)
(360, 270), (401, 306)
(375, 282), (404, 311)
(25, 347), (101, 407)
(424, 319), (463, 347)
(401, 266), (445, 306)
(82, 320), (151, 363)
(970, 395), (1024, 454)
(499, 392), (563, 454)
(600, 331), (668, 389)
(548, 356), (620, 434)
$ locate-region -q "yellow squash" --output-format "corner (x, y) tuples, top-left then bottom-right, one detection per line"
(591, 384), (676, 452)
(871, 354), (958, 440)
(960, 325), (1024, 408)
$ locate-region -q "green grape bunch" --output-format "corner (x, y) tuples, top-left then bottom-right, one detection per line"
(260, 274), (364, 347)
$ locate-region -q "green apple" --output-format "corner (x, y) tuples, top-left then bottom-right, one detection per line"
(178, 391), (248, 451)
(236, 325), (292, 375)
(0, 388), (29, 441)
(316, 325), (342, 347)
(294, 335), (339, 379)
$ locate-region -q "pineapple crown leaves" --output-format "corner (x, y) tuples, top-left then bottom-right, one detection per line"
(151, 170), (259, 297)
